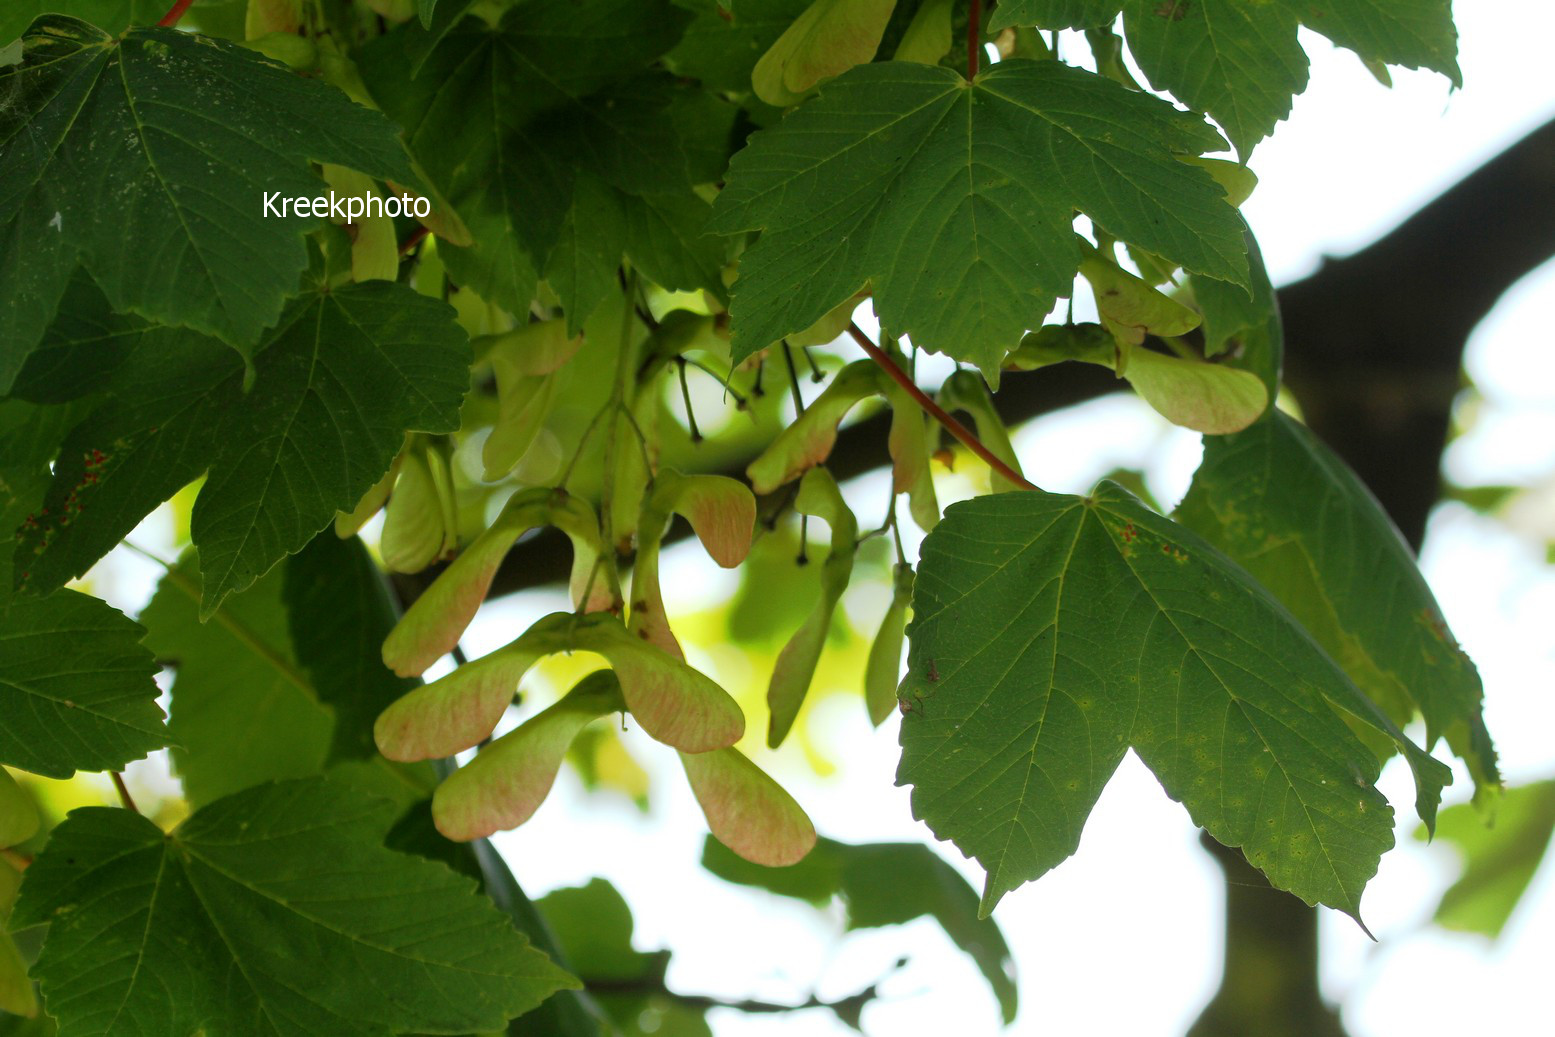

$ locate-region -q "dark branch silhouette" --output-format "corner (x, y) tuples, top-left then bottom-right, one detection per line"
(418, 117), (1555, 608)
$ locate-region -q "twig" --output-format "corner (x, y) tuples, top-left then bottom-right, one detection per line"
(781, 342), (806, 414)
(618, 401), (656, 475)
(581, 977), (884, 1018)
(111, 771), (139, 813)
(157, 0), (195, 27)
(967, 0), (982, 78)
(1, 848), (31, 871)
(674, 357), (703, 443)
(847, 323), (1038, 492)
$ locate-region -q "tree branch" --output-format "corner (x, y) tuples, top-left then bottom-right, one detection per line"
(447, 116), (1555, 603)
(1281, 116), (1555, 547)
(582, 975), (885, 1021)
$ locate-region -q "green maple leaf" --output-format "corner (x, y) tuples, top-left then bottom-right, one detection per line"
(1124, 0), (1309, 157)
(0, 16), (416, 369)
(995, 1), (1460, 156)
(0, 397), (89, 604)
(546, 174), (627, 335)
(898, 483), (1452, 919)
(282, 532), (422, 764)
(710, 59), (1247, 379)
(666, 0), (813, 95)
(14, 778), (578, 1036)
(17, 280), (470, 615)
(0, 589), (165, 778)
(1420, 780), (1555, 939)
(141, 553), (333, 807)
(0, 1), (163, 45)
(1176, 411), (1499, 798)
(987, 0), (1119, 30)
(360, 0), (692, 314)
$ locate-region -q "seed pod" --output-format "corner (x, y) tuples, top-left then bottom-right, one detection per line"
(381, 439), (457, 574)
(1080, 248), (1201, 346)
(321, 165), (398, 283)
(937, 370), (1025, 494)
(0, 769), (39, 848)
(481, 320), (582, 481)
(1117, 340), (1268, 435)
(747, 360), (879, 494)
(630, 472), (757, 657)
(377, 612), (744, 760)
(752, 0), (896, 107)
(432, 672), (624, 841)
(244, 0), (302, 37)
(381, 487), (558, 676)
(880, 374), (940, 530)
(680, 747), (816, 867)
(767, 467), (857, 748)
(894, 0), (954, 64)
(865, 563), (913, 726)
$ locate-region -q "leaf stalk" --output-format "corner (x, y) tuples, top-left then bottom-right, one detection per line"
(157, 0), (195, 27)
(847, 323), (1037, 492)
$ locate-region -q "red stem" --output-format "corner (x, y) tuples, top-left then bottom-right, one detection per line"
(847, 323), (1037, 492)
(111, 771), (140, 814)
(967, 0), (982, 79)
(157, 0), (195, 28)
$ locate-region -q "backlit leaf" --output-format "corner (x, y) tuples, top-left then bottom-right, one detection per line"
(141, 554), (332, 806)
(899, 484), (1451, 918)
(711, 60), (1246, 379)
(0, 590), (164, 779)
(14, 778), (578, 1035)
(1176, 411), (1499, 796)
(18, 281), (469, 615)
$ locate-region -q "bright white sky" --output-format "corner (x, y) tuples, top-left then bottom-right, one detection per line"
(97, 5), (1555, 1034)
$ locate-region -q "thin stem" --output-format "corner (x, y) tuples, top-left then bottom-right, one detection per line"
(967, 0), (982, 78)
(618, 401), (656, 475)
(581, 977), (886, 1017)
(847, 323), (1038, 492)
(558, 398), (614, 489)
(781, 342), (806, 414)
(111, 772), (139, 814)
(157, 0), (195, 27)
(1, 848), (31, 871)
(752, 356), (767, 397)
(889, 499), (907, 564)
(675, 357), (703, 443)
(684, 356), (748, 409)
(800, 345), (825, 383)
